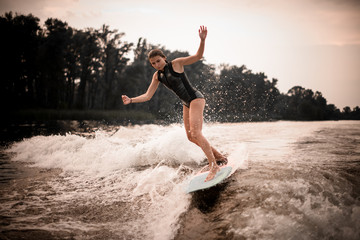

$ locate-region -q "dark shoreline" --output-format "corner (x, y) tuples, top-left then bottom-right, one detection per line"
(2, 109), (359, 146)
(1, 119), (158, 146)
(1, 109), (157, 146)
(5, 108), (360, 123)
(3, 109), (156, 122)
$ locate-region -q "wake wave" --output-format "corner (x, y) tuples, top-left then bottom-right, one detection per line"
(5, 124), (248, 239)
(7, 125), (206, 175)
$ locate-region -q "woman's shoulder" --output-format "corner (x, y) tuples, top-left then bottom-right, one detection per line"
(169, 59), (184, 74)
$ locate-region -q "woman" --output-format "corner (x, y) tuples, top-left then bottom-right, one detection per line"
(122, 26), (226, 181)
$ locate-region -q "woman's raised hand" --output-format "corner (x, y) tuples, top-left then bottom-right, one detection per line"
(198, 26), (207, 41)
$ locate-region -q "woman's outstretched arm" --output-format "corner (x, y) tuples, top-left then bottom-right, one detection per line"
(122, 72), (160, 105)
(172, 26), (207, 69)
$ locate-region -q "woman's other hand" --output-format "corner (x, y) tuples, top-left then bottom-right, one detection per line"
(122, 95), (131, 105)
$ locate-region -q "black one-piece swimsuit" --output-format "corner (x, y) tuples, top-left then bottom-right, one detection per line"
(157, 61), (204, 108)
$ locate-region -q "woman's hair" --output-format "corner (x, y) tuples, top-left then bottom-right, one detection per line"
(148, 49), (166, 60)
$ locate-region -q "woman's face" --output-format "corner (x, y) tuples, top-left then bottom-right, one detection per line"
(149, 56), (166, 71)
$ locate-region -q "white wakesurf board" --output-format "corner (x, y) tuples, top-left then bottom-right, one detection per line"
(186, 165), (232, 193)
(186, 144), (247, 193)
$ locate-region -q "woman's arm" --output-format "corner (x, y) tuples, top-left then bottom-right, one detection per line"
(172, 26), (207, 70)
(122, 72), (160, 105)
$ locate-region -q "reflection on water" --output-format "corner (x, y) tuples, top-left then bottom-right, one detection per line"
(0, 121), (359, 240)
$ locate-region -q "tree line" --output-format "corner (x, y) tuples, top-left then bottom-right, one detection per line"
(1, 12), (359, 122)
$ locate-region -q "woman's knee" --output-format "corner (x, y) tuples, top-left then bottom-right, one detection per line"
(185, 130), (201, 145)
(187, 133), (197, 144)
(190, 130), (202, 141)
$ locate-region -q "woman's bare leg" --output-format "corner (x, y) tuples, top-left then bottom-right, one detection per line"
(183, 105), (224, 160)
(183, 99), (220, 181)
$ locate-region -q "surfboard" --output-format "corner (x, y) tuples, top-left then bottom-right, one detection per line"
(186, 144), (247, 193)
(186, 165), (232, 193)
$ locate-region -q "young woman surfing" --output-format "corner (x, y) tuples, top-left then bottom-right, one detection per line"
(122, 26), (227, 181)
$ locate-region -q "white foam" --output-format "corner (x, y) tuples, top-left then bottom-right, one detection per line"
(227, 143), (248, 175)
(5, 124), (213, 239)
(6, 125), (204, 176)
(130, 164), (191, 240)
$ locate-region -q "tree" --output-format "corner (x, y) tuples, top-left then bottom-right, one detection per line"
(95, 25), (132, 109)
(0, 12), (41, 110)
(351, 106), (360, 120)
(73, 28), (100, 109)
(2, 12), (358, 122)
(37, 18), (74, 108)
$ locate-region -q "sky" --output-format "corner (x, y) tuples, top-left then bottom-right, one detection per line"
(1, 0), (360, 109)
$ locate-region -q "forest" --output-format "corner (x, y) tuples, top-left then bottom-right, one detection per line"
(1, 12), (359, 123)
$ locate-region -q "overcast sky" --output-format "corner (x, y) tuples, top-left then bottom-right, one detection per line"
(1, 0), (360, 109)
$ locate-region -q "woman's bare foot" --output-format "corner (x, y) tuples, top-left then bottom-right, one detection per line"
(216, 157), (228, 166)
(205, 163), (220, 182)
(200, 157), (228, 173)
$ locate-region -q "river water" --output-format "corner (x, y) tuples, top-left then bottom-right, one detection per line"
(0, 121), (359, 240)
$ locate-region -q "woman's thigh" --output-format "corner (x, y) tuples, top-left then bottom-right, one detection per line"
(189, 98), (205, 134)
